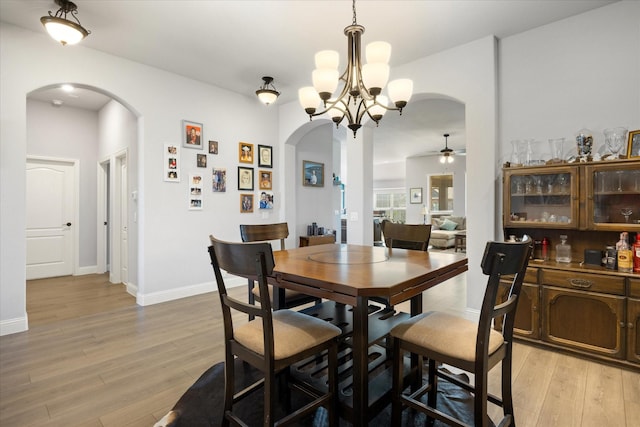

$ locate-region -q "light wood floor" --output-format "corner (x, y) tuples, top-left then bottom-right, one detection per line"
(1, 273), (638, 426)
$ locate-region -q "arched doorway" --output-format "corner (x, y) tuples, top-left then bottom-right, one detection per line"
(25, 84), (140, 324)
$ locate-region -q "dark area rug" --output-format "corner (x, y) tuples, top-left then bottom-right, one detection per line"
(154, 359), (482, 427)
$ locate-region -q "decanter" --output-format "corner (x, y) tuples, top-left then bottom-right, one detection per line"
(555, 235), (571, 263)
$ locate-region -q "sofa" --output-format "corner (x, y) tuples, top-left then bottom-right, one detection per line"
(429, 216), (466, 249)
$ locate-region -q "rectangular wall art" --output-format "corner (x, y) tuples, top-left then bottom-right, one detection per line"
(164, 144), (180, 182)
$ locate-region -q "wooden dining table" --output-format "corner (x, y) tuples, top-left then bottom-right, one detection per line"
(269, 243), (468, 426)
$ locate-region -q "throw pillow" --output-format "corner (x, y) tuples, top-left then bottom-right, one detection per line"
(440, 218), (458, 231)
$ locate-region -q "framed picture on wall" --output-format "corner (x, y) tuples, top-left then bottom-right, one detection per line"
(258, 144), (272, 168)
(259, 170), (272, 190)
(164, 144), (180, 182)
(238, 166), (254, 191)
(410, 187), (422, 204)
(208, 140), (218, 154)
(239, 142), (254, 164)
(182, 120), (203, 149)
(627, 130), (640, 158)
(302, 160), (324, 187)
(240, 194), (254, 213)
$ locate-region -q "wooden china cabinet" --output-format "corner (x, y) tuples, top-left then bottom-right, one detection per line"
(500, 158), (640, 368)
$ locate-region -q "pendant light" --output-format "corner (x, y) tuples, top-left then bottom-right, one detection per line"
(40, 0), (90, 46)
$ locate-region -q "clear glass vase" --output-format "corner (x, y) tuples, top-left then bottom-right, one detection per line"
(548, 138), (565, 163)
(603, 127), (628, 159)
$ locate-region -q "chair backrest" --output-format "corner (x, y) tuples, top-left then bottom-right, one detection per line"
(239, 223), (289, 250)
(476, 236), (532, 362)
(381, 220), (432, 251)
(208, 235), (276, 350)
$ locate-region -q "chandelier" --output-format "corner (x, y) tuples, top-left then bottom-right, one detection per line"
(40, 0), (90, 46)
(298, 0), (413, 137)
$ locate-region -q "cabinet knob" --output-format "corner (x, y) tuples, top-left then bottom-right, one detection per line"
(620, 322), (626, 328)
(629, 323), (635, 329)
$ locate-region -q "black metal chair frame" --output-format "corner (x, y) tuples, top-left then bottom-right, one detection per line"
(391, 237), (532, 427)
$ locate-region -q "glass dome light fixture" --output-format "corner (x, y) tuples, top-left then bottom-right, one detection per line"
(440, 133), (454, 164)
(40, 0), (90, 46)
(298, 0), (413, 137)
(255, 76), (280, 105)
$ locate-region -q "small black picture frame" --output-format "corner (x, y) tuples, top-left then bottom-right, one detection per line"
(238, 166), (254, 191)
(258, 144), (273, 168)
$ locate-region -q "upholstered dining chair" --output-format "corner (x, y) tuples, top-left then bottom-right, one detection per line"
(208, 236), (341, 427)
(239, 223), (321, 315)
(390, 236), (532, 427)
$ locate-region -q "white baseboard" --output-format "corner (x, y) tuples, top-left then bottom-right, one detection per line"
(136, 274), (245, 306)
(76, 265), (98, 276)
(0, 314), (28, 336)
(463, 307), (480, 322)
(125, 282), (138, 297)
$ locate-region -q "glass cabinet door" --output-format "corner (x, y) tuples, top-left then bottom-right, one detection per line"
(586, 161), (640, 231)
(504, 166), (578, 228)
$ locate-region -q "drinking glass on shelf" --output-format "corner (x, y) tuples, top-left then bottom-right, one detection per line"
(616, 170), (624, 192)
(621, 208), (633, 223)
(557, 174), (568, 193)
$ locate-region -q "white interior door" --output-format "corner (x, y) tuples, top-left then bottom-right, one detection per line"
(119, 157), (128, 284)
(26, 158), (77, 279)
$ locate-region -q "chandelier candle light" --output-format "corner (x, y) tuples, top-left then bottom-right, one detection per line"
(298, 0), (413, 137)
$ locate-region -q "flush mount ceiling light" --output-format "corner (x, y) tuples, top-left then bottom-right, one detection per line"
(440, 133), (454, 164)
(255, 76), (280, 105)
(40, 0), (90, 46)
(298, 0), (413, 137)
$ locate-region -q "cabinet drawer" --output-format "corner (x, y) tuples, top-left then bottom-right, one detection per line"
(630, 278), (640, 299)
(540, 269), (625, 295)
(524, 267), (538, 284)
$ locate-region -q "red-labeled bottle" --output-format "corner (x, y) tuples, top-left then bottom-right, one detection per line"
(633, 237), (640, 273)
(541, 237), (550, 261)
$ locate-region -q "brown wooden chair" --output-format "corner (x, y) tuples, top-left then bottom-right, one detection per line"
(240, 223), (321, 313)
(390, 236), (532, 427)
(376, 220), (432, 310)
(208, 236), (341, 427)
(381, 219), (432, 251)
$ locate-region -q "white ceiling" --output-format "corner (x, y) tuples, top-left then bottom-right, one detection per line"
(1, 0), (616, 171)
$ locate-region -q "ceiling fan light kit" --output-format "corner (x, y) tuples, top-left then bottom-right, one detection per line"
(298, 0), (413, 137)
(40, 0), (90, 46)
(440, 133), (454, 164)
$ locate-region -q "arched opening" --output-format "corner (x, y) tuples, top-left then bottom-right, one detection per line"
(25, 83), (140, 326)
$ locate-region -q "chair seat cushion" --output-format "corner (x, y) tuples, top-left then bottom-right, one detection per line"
(235, 309), (341, 360)
(390, 311), (504, 363)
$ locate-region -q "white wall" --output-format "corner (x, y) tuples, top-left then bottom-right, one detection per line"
(0, 23), (278, 334)
(26, 100), (99, 269)
(295, 124), (336, 242)
(498, 0), (640, 230)
(98, 100), (138, 288)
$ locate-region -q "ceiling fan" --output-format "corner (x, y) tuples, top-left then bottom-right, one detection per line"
(439, 133), (455, 163)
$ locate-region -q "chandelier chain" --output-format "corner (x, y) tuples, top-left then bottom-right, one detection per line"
(352, 0), (357, 25)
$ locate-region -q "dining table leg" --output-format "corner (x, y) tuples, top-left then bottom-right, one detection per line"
(351, 296), (368, 427)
